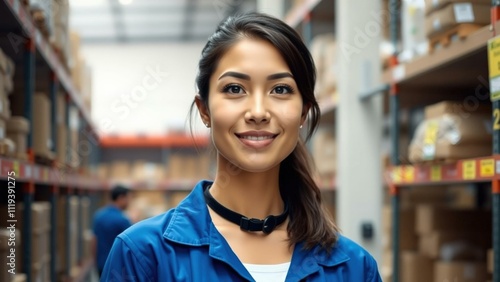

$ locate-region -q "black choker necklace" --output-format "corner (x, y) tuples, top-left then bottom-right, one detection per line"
(203, 185), (289, 234)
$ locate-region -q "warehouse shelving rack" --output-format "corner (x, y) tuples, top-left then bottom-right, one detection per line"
(0, 0), (107, 281)
(384, 1), (500, 281)
(284, 0), (337, 191)
(100, 134), (212, 192)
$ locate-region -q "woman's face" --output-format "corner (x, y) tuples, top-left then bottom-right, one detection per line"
(200, 38), (306, 172)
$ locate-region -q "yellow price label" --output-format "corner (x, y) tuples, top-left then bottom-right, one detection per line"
(393, 167), (403, 183)
(463, 160), (476, 180)
(480, 159), (494, 178)
(12, 161), (19, 176)
(488, 36), (500, 101)
(403, 166), (415, 183)
(423, 121), (439, 145)
(431, 165), (441, 181)
(488, 36), (500, 78)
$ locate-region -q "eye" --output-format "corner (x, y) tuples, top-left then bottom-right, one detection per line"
(271, 85), (294, 95)
(222, 84), (245, 94)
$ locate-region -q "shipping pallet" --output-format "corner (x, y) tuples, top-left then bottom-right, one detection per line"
(429, 24), (484, 53)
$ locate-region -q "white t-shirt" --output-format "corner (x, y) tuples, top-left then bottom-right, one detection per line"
(242, 262), (291, 282)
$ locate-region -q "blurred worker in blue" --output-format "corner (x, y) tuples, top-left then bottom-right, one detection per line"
(92, 185), (132, 278)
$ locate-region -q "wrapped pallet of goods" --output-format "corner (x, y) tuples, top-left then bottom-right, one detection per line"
(408, 101), (491, 163)
(425, 2), (490, 51)
(399, 0), (428, 63)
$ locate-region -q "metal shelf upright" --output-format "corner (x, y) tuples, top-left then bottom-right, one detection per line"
(491, 1), (500, 281)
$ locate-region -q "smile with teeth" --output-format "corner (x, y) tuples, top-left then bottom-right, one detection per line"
(240, 136), (274, 141)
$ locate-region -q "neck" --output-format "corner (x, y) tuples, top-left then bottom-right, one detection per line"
(210, 156), (284, 219)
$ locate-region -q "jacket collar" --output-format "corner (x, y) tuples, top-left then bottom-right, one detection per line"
(162, 180), (350, 279)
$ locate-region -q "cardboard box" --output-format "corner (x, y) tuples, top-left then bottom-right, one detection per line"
(31, 230), (50, 266)
(56, 124), (67, 164)
(310, 34), (336, 98)
(400, 186), (449, 208)
(12, 274), (26, 282)
(382, 206), (418, 251)
(488, 249), (493, 274)
(111, 161), (130, 180)
(31, 256), (50, 282)
(424, 0), (491, 15)
(434, 261), (488, 282)
(0, 93), (11, 120)
(425, 3), (490, 37)
(409, 112), (492, 163)
(401, 252), (434, 282)
(416, 205), (491, 235)
(419, 231), (491, 259)
(6, 116), (29, 158)
(12, 202), (51, 233)
(312, 129), (336, 175)
(33, 93), (53, 157)
(0, 117), (6, 141)
(425, 100), (491, 121)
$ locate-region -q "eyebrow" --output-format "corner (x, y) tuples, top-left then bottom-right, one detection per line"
(218, 71), (294, 81)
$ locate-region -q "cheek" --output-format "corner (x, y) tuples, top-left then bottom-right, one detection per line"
(274, 102), (303, 126)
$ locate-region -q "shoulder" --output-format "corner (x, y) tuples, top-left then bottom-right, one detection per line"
(93, 206), (109, 220)
(114, 207), (183, 265)
(333, 235), (380, 279)
(119, 208), (175, 247)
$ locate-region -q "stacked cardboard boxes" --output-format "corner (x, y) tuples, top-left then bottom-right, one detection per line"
(33, 93), (55, 159)
(409, 101), (491, 163)
(51, 0), (70, 67)
(384, 204), (492, 281)
(166, 152), (211, 180)
(131, 161), (166, 183)
(0, 49), (16, 157)
(424, 1), (491, 50)
(11, 202), (52, 281)
(6, 117), (30, 160)
(56, 93), (67, 164)
(0, 229), (22, 282)
(381, 206), (418, 282)
(310, 34), (337, 101)
(488, 249), (494, 275)
(416, 204), (491, 282)
(312, 128), (336, 187)
(56, 196), (79, 275)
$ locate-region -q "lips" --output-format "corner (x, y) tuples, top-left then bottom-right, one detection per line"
(235, 131), (278, 149)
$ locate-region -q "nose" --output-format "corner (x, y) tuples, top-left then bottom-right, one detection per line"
(245, 93), (270, 124)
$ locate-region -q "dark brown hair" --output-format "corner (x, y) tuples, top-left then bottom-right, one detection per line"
(189, 13), (339, 251)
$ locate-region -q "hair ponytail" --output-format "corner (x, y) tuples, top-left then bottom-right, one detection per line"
(280, 139), (339, 251)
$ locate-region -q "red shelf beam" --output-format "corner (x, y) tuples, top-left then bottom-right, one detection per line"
(386, 156), (500, 186)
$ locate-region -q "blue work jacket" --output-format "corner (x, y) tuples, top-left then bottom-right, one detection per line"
(101, 180), (382, 281)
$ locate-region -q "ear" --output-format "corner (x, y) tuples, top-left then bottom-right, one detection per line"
(301, 103), (311, 125)
(195, 95), (211, 126)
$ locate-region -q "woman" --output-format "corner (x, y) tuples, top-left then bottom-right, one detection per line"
(101, 13), (381, 282)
